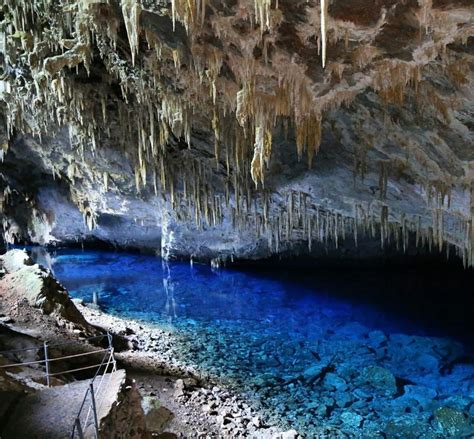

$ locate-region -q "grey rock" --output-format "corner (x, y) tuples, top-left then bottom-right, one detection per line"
(403, 385), (437, 408)
(279, 429), (299, 439)
(335, 392), (354, 409)
(367, 330), (387, 347)
(323, 373), (348, 391)
(302, 362), (330, 383)
(417, 353), (439, 372)
(174, 379), (185, 398)
(384, 414), (433, 439)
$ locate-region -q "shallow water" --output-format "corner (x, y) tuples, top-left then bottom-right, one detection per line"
(51, 249), (474, 437)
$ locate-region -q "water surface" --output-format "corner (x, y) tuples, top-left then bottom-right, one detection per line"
(50, 249), (474, 437)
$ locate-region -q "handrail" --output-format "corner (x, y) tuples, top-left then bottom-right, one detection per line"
(71, 332), (116, 439)
(0, 334), (110, 356)
(49, 361), (111, 377)
(0, 332), (117, 439)
(0, 349), (109, 369)
(80, 348), (117, 436)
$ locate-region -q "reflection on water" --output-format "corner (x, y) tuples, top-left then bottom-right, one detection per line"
(49, 248), (474, 437)
(163, 260), (177, 322)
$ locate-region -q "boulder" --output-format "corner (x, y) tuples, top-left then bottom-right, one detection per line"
(0, 250), (92, 332)
(340, 411), (363, 429)
(358, 366), (397, 396)
(277, 429), (299, 439)
(434, 407), (471, 436)
(403, 385), (437, 408)
(0, 250), (33, 273)
(141, 396), (174, 433)
(384, 414), (434, 438)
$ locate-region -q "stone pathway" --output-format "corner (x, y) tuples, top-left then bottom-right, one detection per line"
(1, 370), (125, 439)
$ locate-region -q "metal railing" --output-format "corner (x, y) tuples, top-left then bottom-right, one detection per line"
(0, 333), (117, 439)
(71, 333), (117, 439)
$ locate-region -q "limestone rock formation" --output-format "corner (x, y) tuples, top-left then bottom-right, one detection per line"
(0, 0), (472, 264)
(0, 249), (91, 331)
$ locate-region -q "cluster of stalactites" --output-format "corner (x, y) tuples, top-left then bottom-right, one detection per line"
(171, 185), (473, 267)
(1, 0), (473, 266)
(171, 0), (207, 32)
(266, 192), (473, 267)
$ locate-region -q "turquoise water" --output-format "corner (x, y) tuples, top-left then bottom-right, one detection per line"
(50, 249), (474, 437)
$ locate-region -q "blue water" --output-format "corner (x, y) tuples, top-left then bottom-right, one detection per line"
(49, 249), (474, 437)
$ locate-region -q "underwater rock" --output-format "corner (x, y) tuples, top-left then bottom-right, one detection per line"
(384, 414), (434, 439)
(403, 385), (437, 408)
(358, 366), (398, 396)
(367, 330), (387, 348)
(434, 406), (472, 436)
(322, 372), (348, 391)
(416, 353), (440, 372)
(302, 362), (333, 385)
(340, 411), (363, 429)
(334, 391), (354, 409)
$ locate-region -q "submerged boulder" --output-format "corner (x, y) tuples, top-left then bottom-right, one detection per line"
(358, 366), (397, 396)
(434, 407), (472, 436)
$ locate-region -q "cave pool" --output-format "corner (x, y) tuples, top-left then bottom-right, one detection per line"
(49, 248), (474, 438)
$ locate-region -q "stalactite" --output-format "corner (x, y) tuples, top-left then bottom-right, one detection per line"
(212, 111), (221, 165)
(380, 205), (389, 249)
(379, 161), (388, 200)
(254, 0), (272, 34)
(320, 0), (327, 68)
(121, 0), (141, 66)
(2, 0), (472, 267)
(353, 203), (358, 247)
(103, 172), (109, 192)
(250, 124), (272, 187)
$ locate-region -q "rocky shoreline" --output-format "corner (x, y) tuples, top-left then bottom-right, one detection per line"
(76, 298), (474, 439)
(77, 301), (297, 438)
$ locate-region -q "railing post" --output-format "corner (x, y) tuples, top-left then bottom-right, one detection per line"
(74, 417), (84, 439)
(90, 382), (100, 439)
(106, 332), (116, 372)
(106, 332), (112, 351)
(43, 341), (50, 387)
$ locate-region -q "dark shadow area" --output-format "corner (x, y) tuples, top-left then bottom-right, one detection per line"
(233, 255), (474, 347)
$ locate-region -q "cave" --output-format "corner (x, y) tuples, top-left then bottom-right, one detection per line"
(0, 0), (473, 438)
